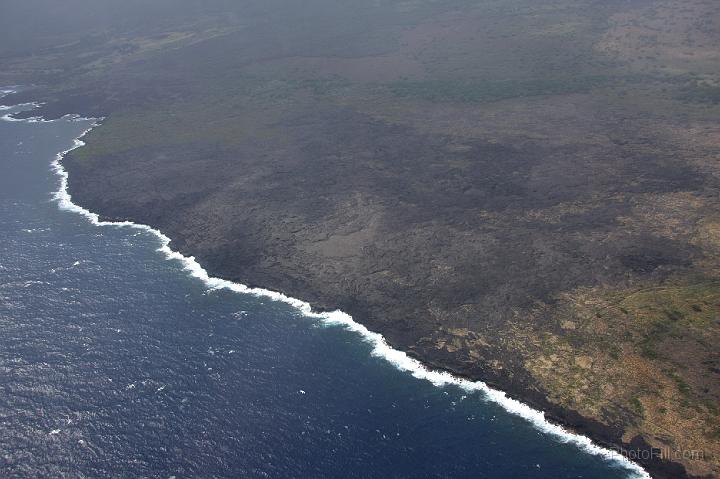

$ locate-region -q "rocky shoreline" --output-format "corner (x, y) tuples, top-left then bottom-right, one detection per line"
(59, 155), (694, 479)
(4, 1), (717, 475)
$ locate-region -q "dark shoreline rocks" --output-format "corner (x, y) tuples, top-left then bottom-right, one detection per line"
(8, 0), (720, 477)
(17, 67), (712, 475)
(60, 168), (696, 479)
(6, 1), (717, 473)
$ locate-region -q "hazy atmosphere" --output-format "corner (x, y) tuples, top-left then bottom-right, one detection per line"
(1, 1), (719, 478)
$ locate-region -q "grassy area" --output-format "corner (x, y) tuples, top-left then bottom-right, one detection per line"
(521, 279), (720, 473)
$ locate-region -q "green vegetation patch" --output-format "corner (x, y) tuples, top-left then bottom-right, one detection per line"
(630, 396), (645, 417)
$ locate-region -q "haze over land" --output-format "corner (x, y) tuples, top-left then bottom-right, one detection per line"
(2, 1), (719, 477)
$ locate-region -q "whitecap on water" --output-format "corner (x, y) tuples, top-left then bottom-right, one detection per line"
(6, 93), (650, 479)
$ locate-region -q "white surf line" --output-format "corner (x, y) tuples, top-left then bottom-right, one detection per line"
(0, 88), (53, 122)
(5, 97), (650, 479)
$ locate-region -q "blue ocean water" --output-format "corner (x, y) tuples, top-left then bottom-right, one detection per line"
(0, 103), (642, 478)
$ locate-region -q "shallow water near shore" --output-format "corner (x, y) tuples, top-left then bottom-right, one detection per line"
(0, 101), (644, 478)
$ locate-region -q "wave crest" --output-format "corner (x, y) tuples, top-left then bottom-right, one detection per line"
(4, 91), (650, 479)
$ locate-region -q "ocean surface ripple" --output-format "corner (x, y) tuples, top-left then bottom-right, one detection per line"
(0, 91), (648, 478)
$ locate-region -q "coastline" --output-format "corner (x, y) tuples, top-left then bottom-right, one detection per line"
(0, 93), (653, 479)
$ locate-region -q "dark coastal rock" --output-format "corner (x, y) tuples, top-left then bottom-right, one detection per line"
(4, 0), (720, 476)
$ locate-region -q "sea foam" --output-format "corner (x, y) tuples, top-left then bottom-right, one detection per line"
(3, 89), (651, 479)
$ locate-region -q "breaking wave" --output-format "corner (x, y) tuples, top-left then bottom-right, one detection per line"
(4, 89), (651, 479)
